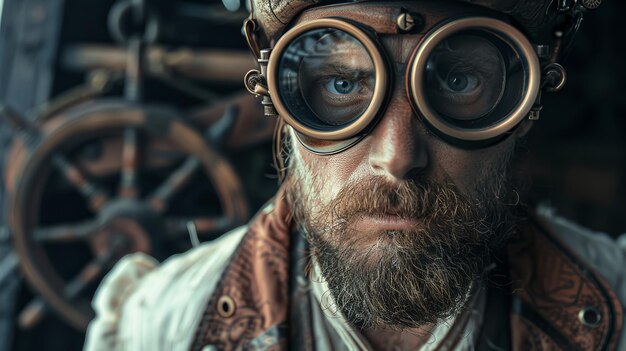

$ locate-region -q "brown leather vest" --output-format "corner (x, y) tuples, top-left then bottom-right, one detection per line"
(189, 191), (624, 350)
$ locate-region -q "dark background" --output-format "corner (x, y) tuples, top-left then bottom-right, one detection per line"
(0, 1), (624, 351)
(524, 2), (626, 237)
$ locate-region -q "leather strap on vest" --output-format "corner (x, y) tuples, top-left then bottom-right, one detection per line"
(287, 228), (315, 351)
(476, 256), (513, 350)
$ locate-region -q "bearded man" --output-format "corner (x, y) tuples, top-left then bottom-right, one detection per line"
(84, 0), (626, 350)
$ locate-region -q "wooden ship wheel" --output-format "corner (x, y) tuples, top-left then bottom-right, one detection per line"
(3, 100), (249, 331)
(0, 0), (273, 332)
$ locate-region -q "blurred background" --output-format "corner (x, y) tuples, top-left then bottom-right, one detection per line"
(0, 0), (623, 350)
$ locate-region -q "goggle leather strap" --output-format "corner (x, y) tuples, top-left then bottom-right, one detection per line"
(243, 18), (261, 60)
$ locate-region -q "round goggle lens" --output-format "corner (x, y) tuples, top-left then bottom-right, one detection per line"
(276, 28), (376, 131)
(423, 32), (526, 128)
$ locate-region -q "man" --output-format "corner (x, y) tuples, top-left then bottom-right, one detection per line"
(84, 0), (626, 350)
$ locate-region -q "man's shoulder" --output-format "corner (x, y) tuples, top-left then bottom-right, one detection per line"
(537, 207), (626, 298)
(84, 225), (248, 351)
(121, 224), (248, 299)
(138, 224), (248, 282)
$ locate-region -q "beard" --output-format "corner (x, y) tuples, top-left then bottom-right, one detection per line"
(284, 142), (521, 330)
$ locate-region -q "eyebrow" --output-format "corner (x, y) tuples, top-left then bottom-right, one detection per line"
(303, 50), (374, 70)
(316, 63), (374, 79)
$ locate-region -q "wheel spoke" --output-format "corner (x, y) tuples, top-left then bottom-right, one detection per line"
(193, 217), (235, 233)
(148, 156), (200, 213)
(18, 297), (48, 329)
(18, 245), (120, 329)
(119, 127), (139, 198)
(33, 220), (100, 242)
(52, 155), (108, 210)
(165, 216), (235, 240)
(64, 250), (112, 298)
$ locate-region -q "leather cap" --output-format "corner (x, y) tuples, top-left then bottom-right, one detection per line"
(248, 0), (585, 45)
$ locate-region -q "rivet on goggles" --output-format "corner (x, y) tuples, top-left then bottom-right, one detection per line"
(245, 16), (541, 154)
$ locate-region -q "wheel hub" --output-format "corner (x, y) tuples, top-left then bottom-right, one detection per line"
(92, 199), (158, 257)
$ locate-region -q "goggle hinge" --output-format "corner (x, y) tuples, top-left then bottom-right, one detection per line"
(542, 63), (567, 93)
(243, 48), (277, 117)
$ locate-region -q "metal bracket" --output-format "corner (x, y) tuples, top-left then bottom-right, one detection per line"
(529, 90), (543, 120)
(528, 106), (543, 121)
(243, 49), (277, 117)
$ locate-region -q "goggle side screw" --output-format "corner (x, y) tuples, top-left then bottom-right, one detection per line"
(397, 12), (415, 32)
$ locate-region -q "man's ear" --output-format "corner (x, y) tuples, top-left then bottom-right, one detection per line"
(515, 119), (533, 138)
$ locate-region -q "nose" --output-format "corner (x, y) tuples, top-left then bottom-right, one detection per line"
(368, 87), (429, 181)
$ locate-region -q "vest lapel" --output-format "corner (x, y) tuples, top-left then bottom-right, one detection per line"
(507, 216), (624, 351)
(189, 189), (292, 351)
(190, 192), (624, 351)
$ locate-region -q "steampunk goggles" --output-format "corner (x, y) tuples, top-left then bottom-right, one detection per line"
(246, 14), (541, 154)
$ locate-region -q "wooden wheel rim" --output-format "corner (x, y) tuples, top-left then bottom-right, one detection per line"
(8, 100), (248, 330)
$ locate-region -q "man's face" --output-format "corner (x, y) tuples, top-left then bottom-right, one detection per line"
(284, 19), (527, 330)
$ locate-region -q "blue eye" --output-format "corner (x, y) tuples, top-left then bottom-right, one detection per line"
(446, 71), (478, 93)
(447, 73), (468, 91)
(325, 77), (357, 94)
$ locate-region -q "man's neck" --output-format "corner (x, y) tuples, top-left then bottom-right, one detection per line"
(362, 325), (436, 351)
(359, 283), (484, 350)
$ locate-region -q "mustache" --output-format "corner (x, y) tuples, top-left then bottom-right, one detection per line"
(324, 177), (471, 221)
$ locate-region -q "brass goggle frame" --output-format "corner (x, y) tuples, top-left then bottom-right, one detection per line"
(248, 16), (541, 154)
(408, 17), (541, 142)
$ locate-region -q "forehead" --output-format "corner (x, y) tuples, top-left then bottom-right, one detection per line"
(294, 1), (508, 62)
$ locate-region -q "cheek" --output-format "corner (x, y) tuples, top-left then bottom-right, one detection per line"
(294, 138), (369, 202)
(429, 137), (515, 193)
